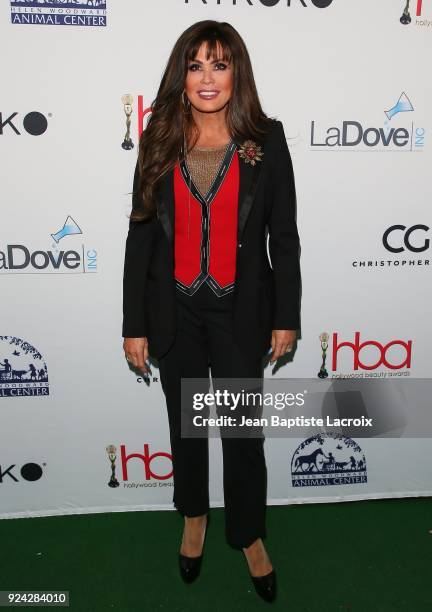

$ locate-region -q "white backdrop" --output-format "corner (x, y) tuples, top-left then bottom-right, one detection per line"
(1, 0), (431, 519)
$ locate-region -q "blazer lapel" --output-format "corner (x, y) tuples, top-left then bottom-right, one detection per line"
(156, 131), (267, 245)
(235, 141), (264, 243)
(156, 167), (174, 243)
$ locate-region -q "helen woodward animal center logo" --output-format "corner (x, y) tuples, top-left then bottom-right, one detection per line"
(0, 336), (49, 398)
(10, 1), (107, 27)
(291, 432), (367, 487)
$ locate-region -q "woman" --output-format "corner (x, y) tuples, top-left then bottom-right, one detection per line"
(122, 20), (301, 603)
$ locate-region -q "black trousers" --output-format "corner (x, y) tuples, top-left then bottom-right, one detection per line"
(158, 282), (268, 550)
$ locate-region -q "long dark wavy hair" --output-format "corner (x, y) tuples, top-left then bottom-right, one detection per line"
(130, 20), (274, 222)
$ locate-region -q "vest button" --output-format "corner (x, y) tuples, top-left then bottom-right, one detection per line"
(238, 243), (242, 248)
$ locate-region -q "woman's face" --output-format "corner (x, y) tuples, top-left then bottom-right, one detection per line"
(184, 42), (233, 114)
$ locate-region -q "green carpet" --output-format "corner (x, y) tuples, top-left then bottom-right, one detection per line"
(1, 498), (431, 611)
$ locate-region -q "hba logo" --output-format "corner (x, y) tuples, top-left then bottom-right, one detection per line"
(310, 92), (425, 152)
(106, 444), (173, 488)
(0, 216), (97, 274)
(0, 111), (48, 136)
(333, 332), (412, 372)
(318, 331), (413, 378)
(121, 444), (173, 481)
(10, 1), (107, 27)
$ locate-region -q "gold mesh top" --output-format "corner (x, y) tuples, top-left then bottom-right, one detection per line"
(186, 142), (230, 198)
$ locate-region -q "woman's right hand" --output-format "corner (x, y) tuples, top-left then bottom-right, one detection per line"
(123, 337), (151, 376)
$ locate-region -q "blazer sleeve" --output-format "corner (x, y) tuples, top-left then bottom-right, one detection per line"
(122, 159), (157, 338)
(268, 120), (301, 330)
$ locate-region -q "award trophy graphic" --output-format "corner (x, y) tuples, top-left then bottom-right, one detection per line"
(106, 444), (120, 488)
(318, 332), (329, 379)
(121, 94), (134, 150)
(400, 0), (412, 24)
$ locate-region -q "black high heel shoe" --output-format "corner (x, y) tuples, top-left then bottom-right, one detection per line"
(249, 568), (277, 603)
(178, 514), (209, 583)
(178, 552), (203, 583)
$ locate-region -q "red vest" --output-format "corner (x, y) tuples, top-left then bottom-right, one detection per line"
(174, 142), (239, 297)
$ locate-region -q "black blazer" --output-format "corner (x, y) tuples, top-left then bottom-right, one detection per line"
(122, 119), (301, 360)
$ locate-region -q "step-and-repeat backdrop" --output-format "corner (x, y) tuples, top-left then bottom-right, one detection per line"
(1, 0), (431, 518)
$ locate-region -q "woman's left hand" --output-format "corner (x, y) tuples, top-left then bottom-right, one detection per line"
(269, 330), (296, 364)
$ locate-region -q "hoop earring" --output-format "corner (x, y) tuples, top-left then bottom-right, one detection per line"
(182, 91), (191, 114)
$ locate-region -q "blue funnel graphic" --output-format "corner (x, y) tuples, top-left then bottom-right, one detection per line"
(51, 216), (82, 243)
(385, 92), (414, 120)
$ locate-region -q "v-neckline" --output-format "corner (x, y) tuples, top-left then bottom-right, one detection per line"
(180, 139), (237, 206)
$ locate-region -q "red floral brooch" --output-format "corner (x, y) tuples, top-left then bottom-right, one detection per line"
(238, 140), (263, 166)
